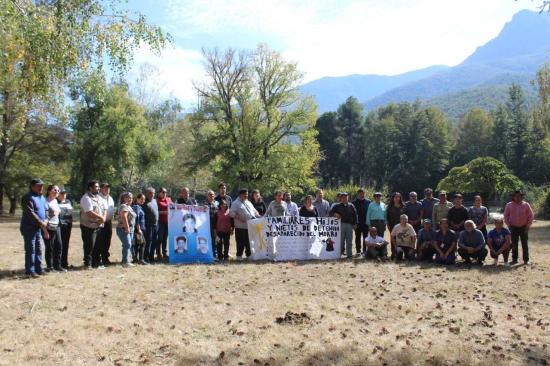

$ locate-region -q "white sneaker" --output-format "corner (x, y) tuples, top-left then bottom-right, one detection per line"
(493, 258), (498, 266)
(122, 262), (135, 268)
(504, 262), (510, 267)
(236, 256), (243, 261)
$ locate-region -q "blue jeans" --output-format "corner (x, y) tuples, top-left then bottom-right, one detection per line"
(116, 227), (133, 264)
(21, 229), (43, 274)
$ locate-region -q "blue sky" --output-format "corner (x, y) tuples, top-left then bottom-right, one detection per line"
(124, 0), (540, 108)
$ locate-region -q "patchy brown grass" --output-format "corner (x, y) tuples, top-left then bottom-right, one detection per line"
(0, 220), (548, 365)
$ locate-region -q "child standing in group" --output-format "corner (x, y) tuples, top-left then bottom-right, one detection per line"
(215, 201), (233, 261)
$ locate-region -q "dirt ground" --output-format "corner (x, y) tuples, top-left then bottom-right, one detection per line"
(0, 218), (548, 366)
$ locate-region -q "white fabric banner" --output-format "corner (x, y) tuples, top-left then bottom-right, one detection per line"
(248, 216), (341, 261)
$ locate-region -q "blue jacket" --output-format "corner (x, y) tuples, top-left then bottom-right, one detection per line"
(133, 204), (146, 232)
(20, 191), (47, 232)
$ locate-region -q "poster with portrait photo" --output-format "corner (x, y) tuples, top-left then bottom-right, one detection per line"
(168, 204), (214, 264)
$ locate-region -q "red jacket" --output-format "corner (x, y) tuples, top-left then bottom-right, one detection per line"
(157, 197), (172, 224)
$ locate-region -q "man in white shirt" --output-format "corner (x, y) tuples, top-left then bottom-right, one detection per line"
(284, 191), (299, 216)
(80, 181), (106, 268)
(229, 189), (261, 260)
(97, 182), (115, 265)
(313, 189), (330, 217)
(364, 226), (388, 261)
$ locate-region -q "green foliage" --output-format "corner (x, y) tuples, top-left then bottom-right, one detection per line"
(452, 109), (494, 166)
(70, 76), (169, 195)
(364, 102), (452, 192)
(188, 45), (320, 196)
(437, 157), (522, 200)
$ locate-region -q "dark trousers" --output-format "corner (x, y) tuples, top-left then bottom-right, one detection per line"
(157, 221), (169, 258)
(81, 225), (99, 267)
(354, 225), (368, 253)
(132, 242), (144, 262)
(396, 246), (416, 261)
(21, 229), (43, 274)
(418, 243), (436, 261)
(510, 226), (529, 263)
(45, 226), (62, 269)
(217, 232), (231, 260)
(60, 223), (72, 268)
(458, 247), (488, 262)
(366, 245), (388, 259)
(144, 224), (158, 262)
(490, 248), (510, 262)
(96, 220), (113, 263)
(210, 228), (217, 258)
(235, 228), (251, 257)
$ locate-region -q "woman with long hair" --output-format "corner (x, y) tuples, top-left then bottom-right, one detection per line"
(45, 185), (66, 272)
(299, 195), (318, 217)
(116, 192), (137, 267)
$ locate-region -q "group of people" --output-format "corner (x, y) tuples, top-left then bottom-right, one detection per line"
(20, 178), (534, 277)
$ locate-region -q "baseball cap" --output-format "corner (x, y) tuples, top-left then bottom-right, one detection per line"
(30, 178), (44, 186)
(373, 192), (382, 197)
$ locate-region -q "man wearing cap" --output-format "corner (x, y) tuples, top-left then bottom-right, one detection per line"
(457, 220), (487, 264)
(432, 191), (453, 230)
(57, 187), (73, 269)
(366, 192), (386, 241)
(504, 190), (534, 265)
(404, 192), (423, 233)
(352, 189), (371, 255)
(97, 182), (115, 265)
(229, 189), (261, 260)
(313, 189), (330, 217)
(80, 181), (106, 269)
(447, 194), (469, 233)
(143, 187), (159, 264)
(330, 192), (358, 258)
(417, 219), (437, 261)
(20, 179), (49, 277)
(421, 188), (439, 224)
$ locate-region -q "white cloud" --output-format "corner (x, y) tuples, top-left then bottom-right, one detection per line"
(130, 45), (205, 108)
(128, 0), (539, 102)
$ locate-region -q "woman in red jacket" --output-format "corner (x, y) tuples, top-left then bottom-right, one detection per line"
(156, 187), (172, 262)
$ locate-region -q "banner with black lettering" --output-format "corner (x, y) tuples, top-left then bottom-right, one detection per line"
(248, 216), (341, 261)
(168, 204), (214, 264)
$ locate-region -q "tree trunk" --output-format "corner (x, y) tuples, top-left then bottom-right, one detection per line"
(9, 194), (16, 216)
(0, 182), (4, 215)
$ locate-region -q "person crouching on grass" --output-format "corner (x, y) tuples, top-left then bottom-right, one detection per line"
(457, 220), (487, 265)
(116, 192), (137, 267)
(416, 219), (437, 261)
(487, 218), (512, 267)
(433, 219), (457, 265)
(391, 214), (417, 261)
(364, 226), (388, 261)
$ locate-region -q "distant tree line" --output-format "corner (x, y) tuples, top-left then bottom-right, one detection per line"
(316, 64), (550, 195)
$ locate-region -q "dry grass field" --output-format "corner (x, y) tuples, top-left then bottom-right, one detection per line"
(0, 218), (548, 366)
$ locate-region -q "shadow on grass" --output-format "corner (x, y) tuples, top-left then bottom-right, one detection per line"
(174, 342), (549, 365)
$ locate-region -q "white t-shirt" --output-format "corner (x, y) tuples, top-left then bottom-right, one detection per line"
(100, 194), (115, 221)
(80, 194), (94, 213)
(286, 201), (299, 216)
(391, 223), (417, 248)
(365, 235), (386, 246)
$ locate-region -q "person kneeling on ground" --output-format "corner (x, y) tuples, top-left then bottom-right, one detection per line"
(391, 214), (417, 261)
(417, 219), (437, 261)
(457, 220), (488, 265)
(433, 219), (457, 265)
(364, 226), (388, 261)
(487, 218), (512, 267)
